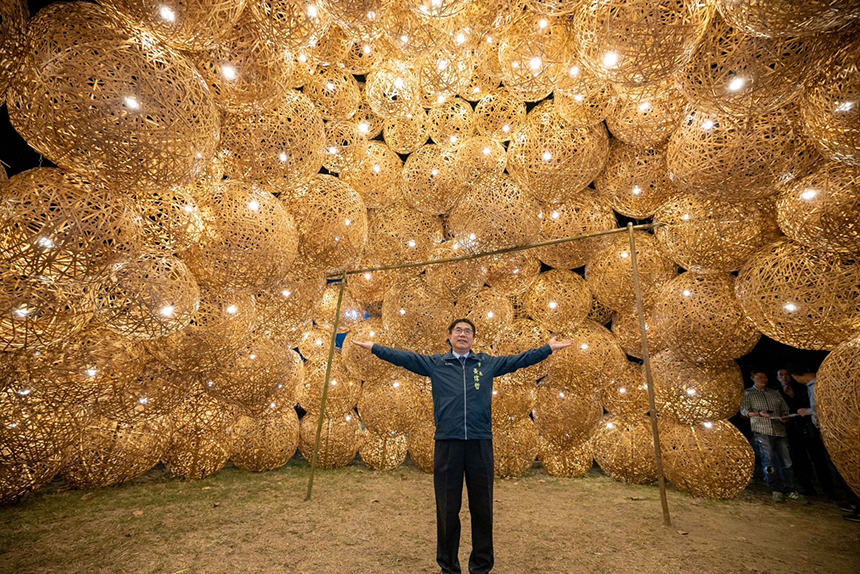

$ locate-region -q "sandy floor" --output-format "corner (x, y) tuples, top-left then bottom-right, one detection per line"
(1, 461), (858, 574)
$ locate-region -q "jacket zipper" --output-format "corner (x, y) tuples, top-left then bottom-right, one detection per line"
(462, 360), (468, 440)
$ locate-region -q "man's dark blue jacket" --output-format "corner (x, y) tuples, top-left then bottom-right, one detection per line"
(371, 344), (553, 440)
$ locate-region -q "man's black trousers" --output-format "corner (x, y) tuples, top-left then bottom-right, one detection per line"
(434, 439), (494, 574)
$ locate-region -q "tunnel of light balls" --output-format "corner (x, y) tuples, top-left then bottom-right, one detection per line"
(0, 0), (859, 509)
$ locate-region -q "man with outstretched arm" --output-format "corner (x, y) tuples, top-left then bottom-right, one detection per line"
(352, 317), (573, 574)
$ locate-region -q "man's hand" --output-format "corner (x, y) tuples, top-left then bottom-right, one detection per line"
(798, 408), (811, 417)
(548, 337), (574, 353)
(779, 416), (789, 423)
(759, 410), (772, 419)
(352, 340), (374, 351)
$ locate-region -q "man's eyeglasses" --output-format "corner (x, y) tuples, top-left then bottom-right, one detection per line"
(452, 328), (473, 336)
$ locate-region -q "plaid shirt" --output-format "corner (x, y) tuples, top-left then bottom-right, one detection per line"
(741, 386), (790, 437)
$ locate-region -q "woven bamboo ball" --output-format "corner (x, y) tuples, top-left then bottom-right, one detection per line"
(231, 408), (300, 472)
(417, 44), (476, 107)
(802, 43), (860, 166)
(364, 206), (444, 266)
(61, 415), (170, 488)
(129, 186), (205, 253)
(323, 120), (367, 174)
(346, 265), (400, 308)
(382, 275), (456, 350)
(339, 141), (404, 209)
(447, 173), (541, 254)
(574, 0), (714, 88)
(321, 0), (390, 32)
(611, 305), (666, 360)
(777, 162), (860, 255)
(460, 288), (516, 347)
(588, 297), (615, 327)
(264, 349), (306, 410)
(401, 144), (465, 216)
(304, 65), (362, 120)
(593, 414), (658, 484)
(492, 369), (537, 426)
(365, 60), (421, 119)
(522, 270), (592, 334)
(297, 325), (335, 363)
(341, 318), (397, 380)
(285, 174), (368, 274)
(0, 168), (141, 282)
(298, 410), (362, 469)
(585, 231), (678, 312)
(407, 418), (436, 472)
(255, 267), (326, 346)
(307, 22), (355, 66)
(381, 1), (445, 56)
(605, 80), (688, 148)
(311, 283), (365, 332)
(493, 417), (540, 478)
(353, 92), (385, 139)
(360, 431), (408, 470)
(497, 13), (573, 102)
(428, 97), (476, 149)
(424, 243), (489, 301)
(0, 0), (27, 105)
(535, 196), (617, 270)
(494, 317), (551, 380)
(162, 391), (236, 480)
(538, 437), (593, 478)
(553, 63), (614, 128)
(341, 37), (383, 75)
(654, 195), (781, 274)
(667, 107), (820, 200)
(816, 333), (860, 496)
(220, 89), (324, 191)
(736, 239), (860, 350)
(248, 0), (331, 50)
(534, 383), (602, 449)
(660, 419), (755, 499)
(0, 452), (64, 505)
(717, 0), (859, 38)
(454, 136), (507, 188)
(594, 142), (678, 219)
(8, 2), (220, 193)
(1, 273), (95, 352)
(300, 354), (362, 417)
(678, 16), (825, 119)
(654, 273), (761, 363)
(474, 88), (527, 142)
(383, 108), (429, 155)
(507, 101), (610, 204)
(485, 251), (542, 297)
(601, 362), (650, 415)
(544, 319), (629, 394)
(650, 350), (744, 424)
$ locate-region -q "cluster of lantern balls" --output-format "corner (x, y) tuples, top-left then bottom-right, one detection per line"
(0, 0), (859, 505)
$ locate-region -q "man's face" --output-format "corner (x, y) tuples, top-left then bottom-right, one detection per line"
(752, 372), (769, 389)
(776, 369), (792, 388)
(448, 322), (475, 353)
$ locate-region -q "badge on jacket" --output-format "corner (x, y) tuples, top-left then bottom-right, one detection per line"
(473, 367), (482, 390)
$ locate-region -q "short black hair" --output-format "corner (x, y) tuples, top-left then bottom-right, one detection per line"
(786, 363), (815, 376)
(448, 318), (476, 335)
(750, 369), (768, 376)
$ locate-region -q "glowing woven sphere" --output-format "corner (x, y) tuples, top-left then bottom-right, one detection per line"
(300, 354), (363, 417)
(553, 63), (614, 128)
(311, 283), (365, 332)
(494, 318), (551, 380)
(286, 174), (368, 273)
(381, 0), (445, 56)
(417, 44), (477, 107)
(286, 49), (318, 89)
(777, 162), (860, 254)
(534, 383), (602, 449)
(365, 60), (421, 119)
(360, 431), (408, 470)
(382, 275), (456, 349)
(588, 297), (615, 326)
(605, 80), (687, 148)
(308, 22), (355, 66)
(654, 273), (761, 363)
(8, 2), (220, 193)
(650, 350), (744, 424)
(678, 16), (825, 119)
(454, 136), (507, 187)
(654, 195), (781, 274)
(353, 91), (385, 138)
(425, 243), (488, 301)
(249, 0), (330, 50)
(474, 88), (527, 142)
(162, 391), (236, 480)
(601, 362), (649, 415)
(491, 369), (537, 426)
(485, 251), (542, 297)
(461, 288), (516, 346)
(538, 437), (593, 478)
(346, 265), (399, 308)
(304, 65), (362, 120)
(298, 410), (362, 469)
(0, 169), (141, 282)
(407, 418), (436, 472)
(102, 0), (247, 51)
(129, 186), (205, 253)
(323, 120), (368, 174)
(297, 325), (335, 363)
(667, 107), (820, 200)
(383, 108), (429, 155)
(507, 101), (610, 204)
(1, 273), (94, 352)
(535, 196), (617, 269)
(660, 419), (754, 499)
(594, 142), (677, 219)
(220, 89), (324, 191)
(523, 270), (592, 334)
(428, 97), (476, 149)
(586, 231), (677, 312)
(341, 318), (396, 380)
(339, 141), (404, 209)
(544, 319), (629, 393)
(255, 267), (326, 346)
(493, 418), (540, 478)
(341, 37), (383, 75)
(0, 453), (64, 505)
(816, 334), (860, 496)
(448, 173), (541, 254)
(231, 408), (300, 472)
(717, 0), (859, 38)
(575, 0), (714, 88)
(801, 43), (860, 165)
(61, 415), (169, 488)
(611, 305), (666, 360)
(736, 239), (860, 350)
(364, 205), (444, 266)
(401, 144), (464, 215)
(593, 414), (658, 484)
(0, 0), (28, 104)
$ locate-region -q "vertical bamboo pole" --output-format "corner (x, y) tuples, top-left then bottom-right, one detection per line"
(305, 272), (347, 501)
(627, 223), (671, 526)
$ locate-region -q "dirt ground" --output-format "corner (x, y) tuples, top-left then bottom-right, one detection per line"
(1, 460), (858, 574)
